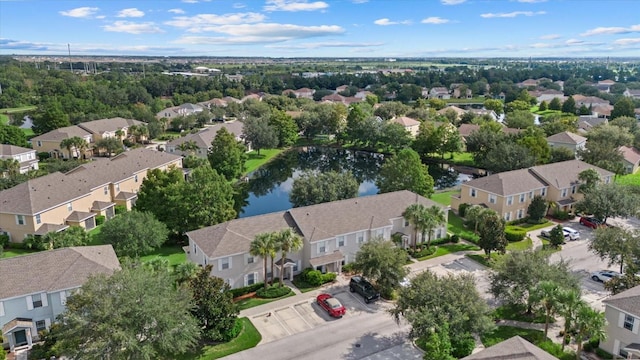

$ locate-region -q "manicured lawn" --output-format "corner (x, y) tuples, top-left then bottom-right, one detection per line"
(507, 220), (552, 232)
(1, 247), (40, 259)
(506, 238), (533, 251)
(139, 244), (187, 267)
(616, 172), (640, 187)
(447, 210), (479, 242)
(481, 326), (547, 348)
(431, 190), (459, 206)
(244, 149), (284, 175)
(417, 243), (480, 261)
(87, 225), (104, 245)
(466, 253), (501, 268)
(0, 106), (37, 113)
(0, 113), (8, 125)
(182, 317), (261, 359)
(446, 151), (476, 166)
(235, 291), (295, 310)
(493, 304), (549, 324)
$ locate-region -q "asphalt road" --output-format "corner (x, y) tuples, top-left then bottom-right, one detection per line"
(224, 308), (421, 360)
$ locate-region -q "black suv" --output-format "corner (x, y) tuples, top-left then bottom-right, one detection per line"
(349, 276), (380, 303)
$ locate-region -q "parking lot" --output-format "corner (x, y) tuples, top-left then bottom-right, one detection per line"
(251, 289), (387, 344)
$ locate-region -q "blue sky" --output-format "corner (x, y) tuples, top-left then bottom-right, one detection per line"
(1, 0), (639, 57)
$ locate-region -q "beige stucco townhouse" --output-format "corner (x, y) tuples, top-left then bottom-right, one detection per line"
(187, 191), (448, 289)
(451, 160), (614, 221)
(0, 148), (182, 243)
(600, 285), (640, 358)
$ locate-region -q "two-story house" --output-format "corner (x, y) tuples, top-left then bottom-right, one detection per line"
(1, 245), (120, 352)
(428, 87), (451, 100)
(600, 285), (640, 359)
(619, 146), (640, 174)
(0, 148), (182, 243)
(165, 121), (246, 158)
(156, 103), (204, 120)
(0, 145), (39, 174)
(391, 116), (420, 138)
(186, 191), (448, 289)
(546, 131), (587, 157)
(31, 117), (144, 159)
(451, 160), (614, 220)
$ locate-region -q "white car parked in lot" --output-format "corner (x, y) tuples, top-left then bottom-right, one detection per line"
(590, 270), (621, 282)
(562, 227), (580, 241)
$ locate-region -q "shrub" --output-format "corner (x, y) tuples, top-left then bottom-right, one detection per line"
(7, 241), (28, 250)
(431, 236), (450, 246)
(256, 283), (291, 298)
(305, 269), (323, 286)
(458, 203), (470, 217)
(411, 246), (436, 259)
(0, 234), (9, 248)
(23, 235), (50, 250)
(221, 318), (242, 342)
(537, 340), (574, 360)
(342, 263), (354, 273)
(505, 228), (527, 242)
(450, 234), (460, 243)
(95, 215), (106, 226)
(553, 210), (570, 220)
(595, 348), (614, 359)
(322, 272), (337, 283)
(37, 152), (51, 161)
(451, 333), (475, 358)
(230, 282), (264, 298)
(115, 205), (127, 215)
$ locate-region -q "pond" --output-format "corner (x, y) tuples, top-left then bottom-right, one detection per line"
(238, 146), (474, 218)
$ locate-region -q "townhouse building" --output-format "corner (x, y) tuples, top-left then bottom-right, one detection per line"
(187, 191), (448, 289)
(0, 145), (39, 174)
(600, 285), (640, 359)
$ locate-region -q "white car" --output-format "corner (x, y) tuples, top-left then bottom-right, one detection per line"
(591, 270), (621, 283)
(562, 227), (580, 241)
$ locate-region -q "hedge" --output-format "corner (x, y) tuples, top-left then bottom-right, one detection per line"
(230, 283), (264, 298)
(256, 284), (292, 298)
(95, 215), (106, 226)
(505, 228), (527, 242)
(410, 246), (436, 258)
(299, 268), (337, 286)
(114, 205), (127, 215)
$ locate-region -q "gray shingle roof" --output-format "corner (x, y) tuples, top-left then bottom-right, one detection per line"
(77, 117), (144, 134)
(166, 122), (244, 149)
(619, 146), (640, 165)
(546, 131), (587, 145)
(463, 168), (546, 196)
(529, 160), (613, 190)
(0, 245), (120, 300)
(603, 285), (640, 316)
(30, 125), (91, 142)
(462, 336), (556, 360)
(188, 191), (445, 258)
(0, 145), (34, 156)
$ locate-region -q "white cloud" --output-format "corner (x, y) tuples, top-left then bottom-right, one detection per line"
(59, 7), (99, 18)
(374, 18), (411, 26)
(117, 8), (145, 18)
(103, 21), (164, 34)
(182, 0), (199, 3)
(613, 38), (640, 45)
(441, 0), (466, 5)
(168, 8), (185, 14)
(540, 34), (560, 40)
(481, 11), (546, 18)
(266, 41), (383, 49)
(530, 43), (552, 48)
(174, 23), (344, 45)
(421, 17), (450, 24)
(581, 24), (640, 36)
(96, 15), (106, 19)
(264, 0), (328, 12)
(352, 0), (369, 3)
(165, 12), (266, 31)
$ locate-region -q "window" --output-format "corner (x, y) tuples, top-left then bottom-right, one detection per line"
(517, 209), (524, 219)
(37, 141), (42, 147)
(115, 184), (120, 191)
(404, 219), (409, 227)
(357, 232), (365, 244)
(104, 186), (108, 195)
(470, 188), (477, 197)
(16, 215), (25, 225)
(0, 301), (4, 317)
(489, 194), (497, 204)
(571, 185), (577, 194)
(246, 255), (254, 264)
(35, 320), (46, 332)
(193, 244), (197, 254)
(504, 212), (512, 221)
(541, 188), (547, 196)
(561, 189), (568, 197)
(529, 191), (534, 199)
(624, 314), (635, 331)
(376, 229), (384, 238)
(293, 260), (300, 272)
(67, 202), (73, 211)
(605, 176), (611, 184)
(245, 272), (256, 286)
(220, 257), (230, 270)
(507, 196), (513, 205)
(35, 214), (41, 225)
(336, 236), (345, 247)
(519, 194), (526, 203)
(32, 294), (43, 308)
(318, 241), (326, 254)
(134, 174), (139, 183)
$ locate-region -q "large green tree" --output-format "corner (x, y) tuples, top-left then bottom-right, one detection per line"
(55, 264), (200, 359)
(376, 148), (434, 197)
(0, 123), (29, 147)
(391, 271), (494, 341)
(575, 183), (640, 224)
(243, 116), (278, 155)
(477, 210), (507, 258)
(268, 109), (298, 147)
(32, 98), (71, 134)
(590, 227), (640, 273)
(188, 265), (239, 341)
(527, 195), (548, 223)
(611, 97), (636, 119)
(250, 233), (275, 290)
(504, 110), (535, 129)
(290, 170), (359, 208)
(97, 210), (168, 257)
(275, 228), (303, 286)
(578, 125), (633, 174)
(528, 281), (561, 338)
(134, 167), (184, 230)
(208, 127), (248, 181)
(352, 237), (410, 298)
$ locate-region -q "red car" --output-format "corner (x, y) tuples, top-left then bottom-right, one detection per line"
(579, 216), (604, 229)
(316, 293), (346, 318)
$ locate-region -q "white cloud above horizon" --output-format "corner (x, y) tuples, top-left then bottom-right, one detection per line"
(264, 0), (328, 12)
(103, 21), (164, 34)
(374, 18), (411, 26)
(581, 24), (640, 36)
(441, 0), (466, 5)
(481, 11), (546, 18)
(422, 17), (450, 24)
(168, 8), (185, 14)
(59, 7), (99, 18)
(117, 8), (145, 18)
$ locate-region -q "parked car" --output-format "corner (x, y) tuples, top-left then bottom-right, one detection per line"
(562, 227), (580, 241)
(540, 229), (569, 241)
(349, 276), (380, 304)
(590, 270), (621, 283)
(580, 217), (603, 229)
(316, 293), (346, 318)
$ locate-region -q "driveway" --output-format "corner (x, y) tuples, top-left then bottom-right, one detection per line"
(250, 287), (384, 344)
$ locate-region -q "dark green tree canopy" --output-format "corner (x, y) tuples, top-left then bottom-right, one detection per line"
(97, 210), (168, 258)
(208, 127), (248, 181)
(243, 116), (278, 155)
(290, 170), (359, 208)
(352, 237), (409, 298)
(376, 148), (434, 198)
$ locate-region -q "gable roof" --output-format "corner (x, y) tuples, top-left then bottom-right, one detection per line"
(0, 245), (120, 300)
(462, 336), (556, 360)
(0, 144), (34, 156)
(619, 146), (640, 165)
(546, 131), (587, 145)
(77, 117), (144, 134)
(603, 285), (640, 316)
(529, 159), (613, 189)
(392, 116), (420, 127)
(30, 125), (91, 142)
(188, 191), (445, 258)
(166, 121), (244, 149)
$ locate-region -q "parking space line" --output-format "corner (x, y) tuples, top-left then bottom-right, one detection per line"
(292, 303), (313, 328)
(346, 290), (371, 310)
(269, 311), (292, 336)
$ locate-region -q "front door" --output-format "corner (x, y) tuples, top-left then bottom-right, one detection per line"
(14, 330), (27, 346)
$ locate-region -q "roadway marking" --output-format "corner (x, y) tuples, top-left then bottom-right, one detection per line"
(291, 303), (313, 328)
(268, 310), (291, 335)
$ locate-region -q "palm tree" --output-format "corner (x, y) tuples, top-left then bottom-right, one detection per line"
(529, 281), (560, 338)
(572, 303), (607, 360)
(464, 205), (488, 234)
(178, 140), (199, 156)
(250, 233), (273, 290)
(115, 129), (125, 141)
(424, 205), (446, 250)
(403, 203), (427, 251)
(60, 138), (75, 159)
(267, 234), (279, 285)
(73, 137), (89, 159)
(557, 288), (584, 350)
(0, 158), (20, 178)
(174, 262), (199, 285)
(276, 228), (303, 286)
